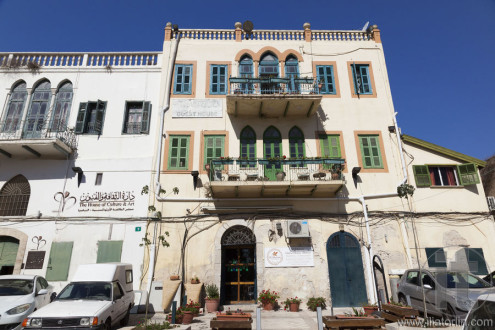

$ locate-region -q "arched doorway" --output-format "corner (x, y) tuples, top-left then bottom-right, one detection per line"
(326, 231), (367, 307)
(0, 236), (20, 275)
(221, 226), (256, 305)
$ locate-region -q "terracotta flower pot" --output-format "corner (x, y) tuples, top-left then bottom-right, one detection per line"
(363, 306), (378, 316)
(262, 302), (274, 311)
(191, 279), (200, 284)
(182, 311), (194, 324)
(289, 302), (299, 312)
(170, 275), (180, 281)
(205, 298), (220, 313)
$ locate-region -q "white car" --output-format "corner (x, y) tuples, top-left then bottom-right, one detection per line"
(463, 293), (495, 330)
(0, 275), (55, 330)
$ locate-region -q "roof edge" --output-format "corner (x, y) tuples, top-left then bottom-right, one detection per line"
(402, 134), (486, 168)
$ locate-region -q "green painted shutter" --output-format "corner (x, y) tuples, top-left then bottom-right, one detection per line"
(141, 102), (151, 134)
(95, 100), (106, 134)
(204, 135), (225, 170)
(413, 165), (431, 187)
(465, 248), (488, 275)
(359, 135), (382, 169)
(97, 241), (123, 263)
(457, 163), (479, 186)
(46, 242), (73, 281)
(425, 248), (447, 268)
(168, 136), (190, 170)
(0, 236), (19, 272)
(75, 103), (87, 133)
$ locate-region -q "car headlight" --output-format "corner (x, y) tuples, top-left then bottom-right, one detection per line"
(80, 317), (98, 326)
(6, 303), (31, 315)
(457, 299), (474, 312)
(29, 318), (43, 327)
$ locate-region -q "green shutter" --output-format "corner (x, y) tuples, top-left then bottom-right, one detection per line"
(46, 242), (73, 281)
(465, 248), (488, 275)
(204, 135), (225, 169)
(168, 135), (190, 170)
(359, 135), (383, 169)
(141, 102), (151, 134)
(95, 100), (106, 134)
(413, 165), (431, 187)
(425, 248), (447, 268)
(457, 163), (479, 186)
(97, 241), (123, 263)
(0, 236), (19, 271)
(75, 103), (87, 133)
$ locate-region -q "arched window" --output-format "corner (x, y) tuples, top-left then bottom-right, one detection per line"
(51, 81), (73, 131)
(289, 126), (305, 160)
(2, 82), (27, 133)
(24, 80), (51, 138)
(240, 126), (256, 162)
(285, 55), (299, 92)
(239, 55), (253, 94)
(0, 175), (31, 216)
(259, 53), (279, 94)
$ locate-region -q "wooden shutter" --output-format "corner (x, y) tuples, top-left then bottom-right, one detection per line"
(425, 248), (447, 268)
(74, 103), (87, 133)
(465, 248), (488, 275)
(97, 241), (123, 263)
(457, 163), (479, 186)
(413, 165), (431, 187)
(46, 242), (73, 281)
(141, 102), (151, 133)
(204, 135), (225, 170)
(359, 65), (371, 93)
(95, 100), (106, 134)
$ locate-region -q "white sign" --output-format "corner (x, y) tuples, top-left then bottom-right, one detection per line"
(264, 247), (314, 268)
(171, 99), (223, 118)
(78, 191), (135, 213)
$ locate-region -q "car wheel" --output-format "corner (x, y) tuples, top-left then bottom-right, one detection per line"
(398, 294), (408, 306)
(120, 307), (131, 326)
(104, 318), (112, 330)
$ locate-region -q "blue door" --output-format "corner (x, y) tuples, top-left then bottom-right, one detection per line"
(326, 232), (368, 307)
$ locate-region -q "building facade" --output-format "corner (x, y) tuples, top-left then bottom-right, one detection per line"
(149, 22), (493, 309)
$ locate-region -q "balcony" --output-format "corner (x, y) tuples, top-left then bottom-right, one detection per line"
(0, 120), (78, 159)
(226, 77), (322, 118)
(207, 158), (345, 198)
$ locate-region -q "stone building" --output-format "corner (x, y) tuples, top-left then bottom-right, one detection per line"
(148, 22), (493, 309)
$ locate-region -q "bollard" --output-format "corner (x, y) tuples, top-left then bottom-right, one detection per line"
(317, 306), (324, 330)
(256, 307), (261, 330)
(171, 301), (177, 324)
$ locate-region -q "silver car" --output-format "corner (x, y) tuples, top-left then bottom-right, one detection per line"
(397, 269), (495, 319)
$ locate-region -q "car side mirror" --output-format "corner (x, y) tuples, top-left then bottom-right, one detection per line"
(423, 284), (433, 290)
(37, 289), (48, 296)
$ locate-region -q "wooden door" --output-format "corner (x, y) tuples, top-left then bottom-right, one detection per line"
(46, 242), (73, 281)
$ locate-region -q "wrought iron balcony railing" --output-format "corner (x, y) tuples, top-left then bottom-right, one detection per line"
(208, 158), (345, 182)
(0, 119), (78, 150)
(229, 77), (321, 95)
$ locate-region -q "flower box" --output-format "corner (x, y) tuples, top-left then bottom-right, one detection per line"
(216, 312), (252, 322)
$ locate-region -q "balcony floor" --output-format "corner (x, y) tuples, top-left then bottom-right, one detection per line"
(0, 138), (74, 159)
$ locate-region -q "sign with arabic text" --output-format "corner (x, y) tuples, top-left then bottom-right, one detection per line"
(264, 247), (314, 268)
(78, 191), (135, 213)
(171, 99), (223, 118)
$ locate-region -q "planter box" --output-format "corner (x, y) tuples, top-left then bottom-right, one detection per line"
(381, 304), (419, 317)
(363, 306), (379, 316)
(323, 316), (385, 329)
(216, 312), (252, 322)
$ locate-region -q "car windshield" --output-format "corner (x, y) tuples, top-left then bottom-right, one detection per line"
(434, 272), (490, 289)
(56, 282), (111, 301)
(0, 279), (34, 296)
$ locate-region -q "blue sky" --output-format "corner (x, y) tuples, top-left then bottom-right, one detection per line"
(1, 0), (494, 160)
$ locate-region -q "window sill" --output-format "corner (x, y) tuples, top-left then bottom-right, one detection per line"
(429, 185), (464, 189)
(163, 170), (193, 174)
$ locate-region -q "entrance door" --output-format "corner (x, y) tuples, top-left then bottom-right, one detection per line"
(221, 226), (256, 304)
(263, 126), (282, 181)
(326, 232), (367, 307)
(46, 242), (73, 281)
(0, 236), (19, 275)
(23, 81), (51, 139)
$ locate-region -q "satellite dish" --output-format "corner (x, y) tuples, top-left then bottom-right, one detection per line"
(243, 20), (254, 33)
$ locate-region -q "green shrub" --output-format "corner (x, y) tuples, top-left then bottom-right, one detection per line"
(307, 297), (326, 311)
(205, 283), (219, 299)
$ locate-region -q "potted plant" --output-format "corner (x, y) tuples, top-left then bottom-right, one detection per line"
(205, 283), (220, 313)
(169, 274), (180, 281)
(307, 297), (326, 311)
(337, 307), (371, 319)
(179, 300), (199, 325)
(257, 289), (279, 310)
(330, 164), (343, 180)
(191, 276), (200, 284)
(362, 302), (378, 316)
(216, 308), (252, 321)
(283, 297), (302, 312)
(276, 171), (286, 181)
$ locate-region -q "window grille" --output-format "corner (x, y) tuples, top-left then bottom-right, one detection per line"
(0, 175), (30, 216)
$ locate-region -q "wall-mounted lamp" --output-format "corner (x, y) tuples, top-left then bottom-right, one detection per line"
(352, 167), (361, 179)
(276, 222), (283, 236)
(388, 126), (396, 133)
(72, 167), (83, 187)
(191, 171), (199, 190)
(339, 224), (345, 232)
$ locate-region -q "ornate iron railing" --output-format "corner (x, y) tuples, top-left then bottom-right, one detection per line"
(208, 158), (345, 182)
(0, 119), (78, 150)
(229, 77), (321, 95)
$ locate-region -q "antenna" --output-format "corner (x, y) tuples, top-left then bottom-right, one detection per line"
(361, 21), (369, 31)
(243, 20), (254, 39)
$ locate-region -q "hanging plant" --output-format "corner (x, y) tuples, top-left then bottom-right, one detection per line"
(397, 183), (415, 199)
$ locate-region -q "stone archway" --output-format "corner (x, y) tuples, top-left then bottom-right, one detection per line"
(0, 228), (28, 274)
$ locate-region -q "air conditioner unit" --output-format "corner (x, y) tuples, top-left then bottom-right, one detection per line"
(487, 196), (495, 211)
(286, 220), (310, 238)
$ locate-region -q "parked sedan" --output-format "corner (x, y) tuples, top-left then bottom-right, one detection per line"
(482, 271), (495, 286)
(397, 269), (495, 319)
(0, 275), (55, 330)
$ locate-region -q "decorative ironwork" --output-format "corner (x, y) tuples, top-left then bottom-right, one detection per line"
(0, 175), (30, 216)
(221, 226), (256, 246)
(31, 236), (47, 250)
(230, 76), (320, 95)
